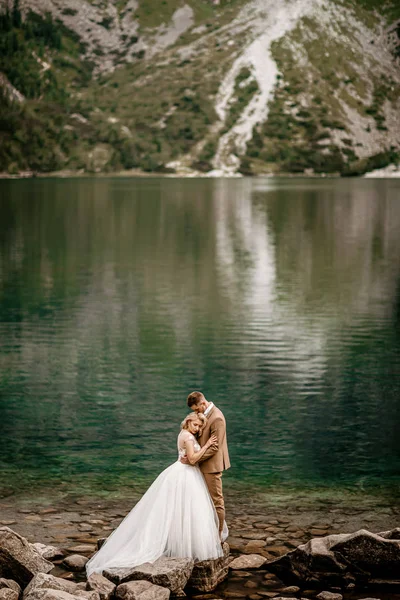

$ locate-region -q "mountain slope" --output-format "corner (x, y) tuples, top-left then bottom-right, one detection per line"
(0, 0), (399, 175)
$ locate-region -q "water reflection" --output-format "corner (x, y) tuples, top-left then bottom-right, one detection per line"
(0, 177), (399, 497)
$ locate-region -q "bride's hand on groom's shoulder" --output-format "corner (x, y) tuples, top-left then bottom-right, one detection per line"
(207, 434), (218, 448)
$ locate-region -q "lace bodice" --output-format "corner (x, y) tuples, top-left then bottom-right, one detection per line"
(178, 430), (201, 459)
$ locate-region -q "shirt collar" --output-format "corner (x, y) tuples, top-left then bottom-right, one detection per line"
(204, 402), (214, 417)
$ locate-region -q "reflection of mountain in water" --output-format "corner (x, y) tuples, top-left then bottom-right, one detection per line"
(0, 178), (399, 494)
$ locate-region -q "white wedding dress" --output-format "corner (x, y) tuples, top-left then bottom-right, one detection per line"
(86, 430), (228, 577)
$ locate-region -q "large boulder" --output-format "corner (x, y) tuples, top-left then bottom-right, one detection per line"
(23, 574), (98, 600)
(115, 581), (170, 600)
(0, 529), (53, 588)
(104, 557), (193, 594)
(23, 591), (98, 600)
(86, 574), (115, 600)
(268, 528), (400, 587)
(187, 542), (231, 592)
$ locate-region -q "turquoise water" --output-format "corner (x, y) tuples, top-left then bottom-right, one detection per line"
(0, 177), (399, 500)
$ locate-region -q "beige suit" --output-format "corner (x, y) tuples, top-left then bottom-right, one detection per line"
(198, 405), (230, 533)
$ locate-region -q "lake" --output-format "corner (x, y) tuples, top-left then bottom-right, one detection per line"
(0, 176), (399, 504)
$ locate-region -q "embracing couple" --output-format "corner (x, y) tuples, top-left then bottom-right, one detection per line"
(86, 391), (230, 576)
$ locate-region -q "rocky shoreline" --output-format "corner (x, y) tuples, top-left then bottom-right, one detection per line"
(1, 167), (400, 179)
(1, 492), (400, 600)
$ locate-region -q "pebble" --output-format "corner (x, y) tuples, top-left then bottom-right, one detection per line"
(316, 592), (343, 600)
(244, 580), (258, 588)
(281, 587), (300, 593)
(240, 532), (268, 540)
(310, 529), (329, 536)
(79, 524), (94, 532)
(67, 544), (96, 552)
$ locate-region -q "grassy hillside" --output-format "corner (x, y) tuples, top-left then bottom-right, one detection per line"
(0, 0), (399, 175)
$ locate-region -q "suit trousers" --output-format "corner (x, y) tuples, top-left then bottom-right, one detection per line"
(203, 471), (224, 534)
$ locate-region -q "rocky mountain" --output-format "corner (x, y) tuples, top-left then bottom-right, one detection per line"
(0, 0), (399, 176)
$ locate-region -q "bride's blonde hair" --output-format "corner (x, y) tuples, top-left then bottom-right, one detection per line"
(180, 412), (206, 435)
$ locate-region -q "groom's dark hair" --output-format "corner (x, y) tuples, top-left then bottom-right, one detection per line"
(187, 391), (205, 407)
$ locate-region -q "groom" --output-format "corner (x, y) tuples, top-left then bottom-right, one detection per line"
(184, 391), (230, 536)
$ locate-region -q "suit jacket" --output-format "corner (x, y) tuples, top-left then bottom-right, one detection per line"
(198, 405), (230, 474)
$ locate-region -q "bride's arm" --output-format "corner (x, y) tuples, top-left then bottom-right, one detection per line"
(185, 434), (218, 465)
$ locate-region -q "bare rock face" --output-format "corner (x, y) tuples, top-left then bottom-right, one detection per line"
(115, 580), (170, 600)
(86, 574), (115, 600)
(104, 557), (193, 594)
(268, 528), (400, 587)
(0, 528), (53, 588)
(187, 542), (231, 592)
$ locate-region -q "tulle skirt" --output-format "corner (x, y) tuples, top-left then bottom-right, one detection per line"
(85, 461), (226, 577)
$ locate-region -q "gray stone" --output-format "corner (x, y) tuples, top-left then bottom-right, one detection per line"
(115, 580), (170, 600)
(104, 557), (193, 594)
(229, 554), (266, 570)
(268, 528), (400, 587)
(86, 574), (115, 600)
(187, 542), (231, 592)
(281, 587), (300, 594)
(23, 573), (78, 598)
(30, 546), (65, 562)
(0, 589), (19, 600)
(316, 593), (343, 600)
(23, 573), (98, 600)
(0, 528), (53, 587)
(62, 556), (88, 572)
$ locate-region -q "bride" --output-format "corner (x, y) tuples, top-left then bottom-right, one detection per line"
(86, 413), (228, 577)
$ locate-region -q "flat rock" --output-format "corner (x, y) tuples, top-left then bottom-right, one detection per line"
(239, 532), (267, 541)
(104, 557), (193, 594)
(63, 556), (88, 572)
(24, 590), (99, 600)
(226, 538), (245, 552)
(187, 542), (231, 592)
(229, 554), (266, 570)
(23, 573), (78, 597)
(115, 580), (170, 600)
(31, 545), (65, 561)
(0, 528), (53, 587)
(316, 593), (343, 600)
(66, 546), (95, 554)
(86, 574), (115, 600)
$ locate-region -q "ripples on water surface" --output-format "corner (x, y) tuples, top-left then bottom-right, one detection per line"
(0, 177), (399, 500)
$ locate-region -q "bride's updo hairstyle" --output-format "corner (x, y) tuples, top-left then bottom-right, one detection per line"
(181, 412), (206, 435)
